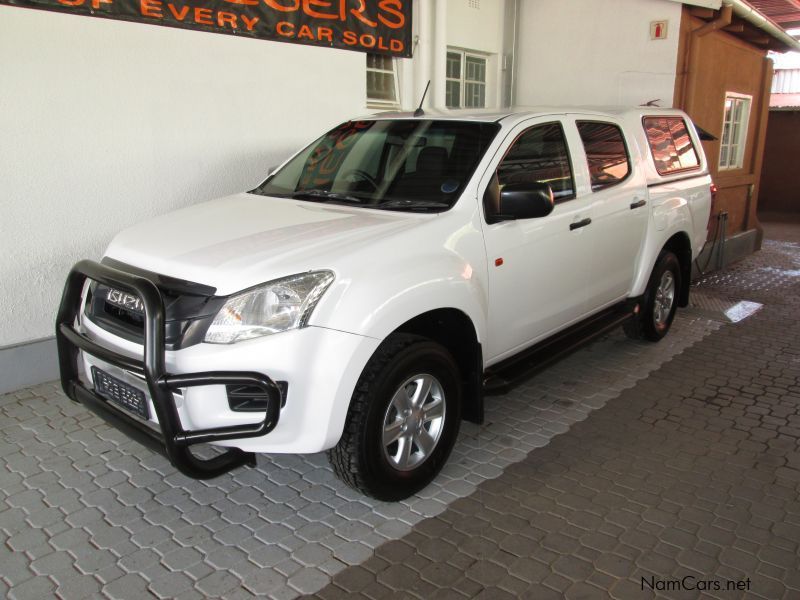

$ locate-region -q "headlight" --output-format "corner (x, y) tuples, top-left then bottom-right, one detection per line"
(204, 271), (334, 344)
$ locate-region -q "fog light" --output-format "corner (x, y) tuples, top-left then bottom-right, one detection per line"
(226, 381), (287, 412)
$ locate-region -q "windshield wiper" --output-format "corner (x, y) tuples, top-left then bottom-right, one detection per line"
(291, 189), (364, 204)
(375, 199), (450, 212)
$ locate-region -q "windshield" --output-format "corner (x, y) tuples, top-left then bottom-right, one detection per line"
(251, 119), (500, 212)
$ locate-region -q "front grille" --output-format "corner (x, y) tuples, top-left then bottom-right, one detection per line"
(84, 259), (226, 350)
(104, 302), (145, 329)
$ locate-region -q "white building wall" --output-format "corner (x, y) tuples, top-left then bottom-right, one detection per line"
(515, 0), (683, 107)
(446, 0), (505, 51)
(0, 7), (369, 346)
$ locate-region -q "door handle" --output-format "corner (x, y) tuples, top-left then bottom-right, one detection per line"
(570, 218), (592, 231)
(630, 199), (646, 210)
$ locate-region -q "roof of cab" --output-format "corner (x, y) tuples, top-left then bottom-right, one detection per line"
(363, 105), (689, 124)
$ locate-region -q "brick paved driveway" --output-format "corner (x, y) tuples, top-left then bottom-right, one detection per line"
(1, 219), (798, 599)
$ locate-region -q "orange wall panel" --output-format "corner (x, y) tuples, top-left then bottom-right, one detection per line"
(676, 10), (772, 236)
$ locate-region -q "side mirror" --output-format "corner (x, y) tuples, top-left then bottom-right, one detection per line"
(488, 182), (555, 223)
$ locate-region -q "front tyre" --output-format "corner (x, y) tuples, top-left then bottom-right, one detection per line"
(328, 334), (461, 501)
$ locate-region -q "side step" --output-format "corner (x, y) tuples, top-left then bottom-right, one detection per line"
(483, 301), (637, 396)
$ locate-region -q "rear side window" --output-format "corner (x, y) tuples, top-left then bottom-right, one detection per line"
(644, 116), (700, 175)
(576, 121), (631, 191)
(497, 122), (575, 200)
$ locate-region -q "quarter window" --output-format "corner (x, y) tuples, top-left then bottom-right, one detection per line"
(576, 121), (631, 190)
(719, 94), (751, 170)
(366, 54), (399, 107)
(446, 50), (487, 109)
(497, 123), (574, 200)
(644, 117), (700, 175)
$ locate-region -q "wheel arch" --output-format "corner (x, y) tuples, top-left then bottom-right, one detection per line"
(661, 231), (692, 307)
(389, 308), (484, 425)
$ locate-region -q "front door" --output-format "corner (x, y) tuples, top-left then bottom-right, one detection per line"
(481, 118), (593, 362)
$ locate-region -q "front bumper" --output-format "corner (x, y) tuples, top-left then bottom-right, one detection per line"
(56, 260), (281, 480)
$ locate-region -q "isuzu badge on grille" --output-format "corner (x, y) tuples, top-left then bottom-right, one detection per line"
(106, 288), (145, 314)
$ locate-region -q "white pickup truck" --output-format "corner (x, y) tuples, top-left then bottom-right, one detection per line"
(56, 107), (712, 500)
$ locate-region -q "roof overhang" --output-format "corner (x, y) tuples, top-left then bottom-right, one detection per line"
(747, 0), (800, 30)
(686, 0), (800, 52)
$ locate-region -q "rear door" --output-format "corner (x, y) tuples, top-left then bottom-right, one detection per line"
(571, 117), (648, 308)
(480, 116), (594, 362)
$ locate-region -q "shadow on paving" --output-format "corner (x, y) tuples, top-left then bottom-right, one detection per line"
(313, 229), (800, 599)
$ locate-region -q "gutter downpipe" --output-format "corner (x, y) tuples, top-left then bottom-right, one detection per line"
(695, 4), (733, 37)
(508, 0), (520, 107)
(724, 0), (800, 52)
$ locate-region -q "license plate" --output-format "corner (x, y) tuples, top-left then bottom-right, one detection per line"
(92, 367), (150, 420)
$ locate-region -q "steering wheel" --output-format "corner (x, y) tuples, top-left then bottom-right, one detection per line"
(341, 169), (379, 191)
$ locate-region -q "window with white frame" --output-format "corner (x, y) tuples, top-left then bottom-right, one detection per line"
(719, 93), (751, 170)
(446, 50), (487, 109)
(366, 54), (399, 107)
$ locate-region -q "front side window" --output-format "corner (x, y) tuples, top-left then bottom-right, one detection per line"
(366, 54), (399, 107)
(485, 122), (573, 220)
(644, 116), (700, 175)
(577, 121), (631, 191)
(446, 50), (487, 109)
(497, 123), (575, 199)
(719, 94), (751, 170)
(252, 120), (500, 212)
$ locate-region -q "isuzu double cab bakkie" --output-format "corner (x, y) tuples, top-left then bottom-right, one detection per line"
(57, 107), (712, 500)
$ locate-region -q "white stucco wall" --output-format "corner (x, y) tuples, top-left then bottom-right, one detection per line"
(0, 7), (370, 346)
(446, 0), (504, 54)
(515, 0), (683, 107)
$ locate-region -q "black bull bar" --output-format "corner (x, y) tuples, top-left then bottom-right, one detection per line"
(56, 259), (280, 479)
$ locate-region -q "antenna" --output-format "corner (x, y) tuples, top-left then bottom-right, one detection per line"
(414, 80), (431, 117)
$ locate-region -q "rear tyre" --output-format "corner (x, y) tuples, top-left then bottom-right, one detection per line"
(625, 251), (681, 342)
(328, 334), (461, 501)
